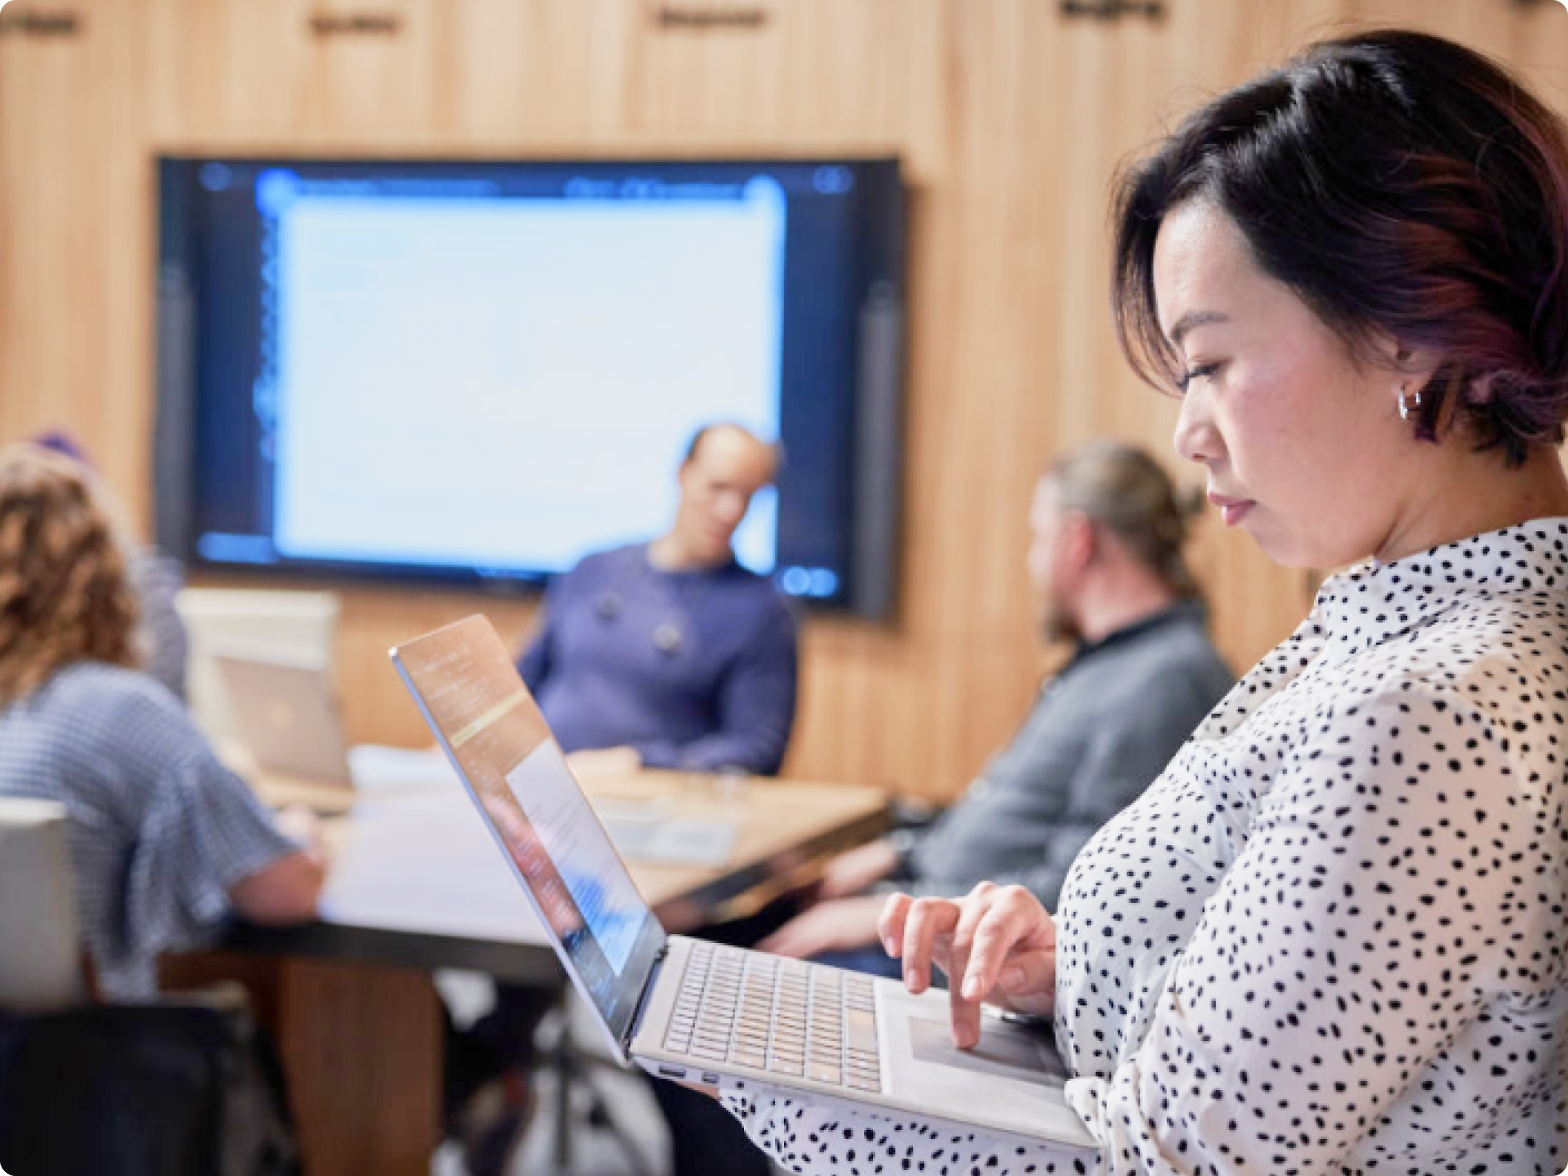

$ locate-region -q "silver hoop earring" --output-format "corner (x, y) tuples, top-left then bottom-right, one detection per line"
(1398, 386), (1423, 422)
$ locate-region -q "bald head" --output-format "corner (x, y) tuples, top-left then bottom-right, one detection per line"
(655, 424), (778, 569)
(683, 424), (778, 473)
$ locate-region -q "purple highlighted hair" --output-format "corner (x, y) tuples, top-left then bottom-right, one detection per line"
(1111, 29), (1568, 466)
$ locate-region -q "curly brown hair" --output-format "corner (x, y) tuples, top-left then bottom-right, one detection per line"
(0, 444), (139, 706)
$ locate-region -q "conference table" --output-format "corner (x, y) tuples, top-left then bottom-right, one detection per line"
(163, 754), (892, 1176)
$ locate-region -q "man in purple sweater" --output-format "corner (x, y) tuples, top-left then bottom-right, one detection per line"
(452, 423), (799, 1174)
(517, 423), (798, 776)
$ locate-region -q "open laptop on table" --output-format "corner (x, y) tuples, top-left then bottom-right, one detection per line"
(390, 614), (1095, 1148)
(213, 643), (355, 786)
(213, 644), (457, 804)
(221, 642), (735, 864)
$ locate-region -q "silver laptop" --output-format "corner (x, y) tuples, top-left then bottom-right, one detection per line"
(390, 614), (1096, 1148)
(213, 643), (356, 786)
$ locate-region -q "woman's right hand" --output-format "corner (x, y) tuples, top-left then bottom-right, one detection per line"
(878, 883), (1057, 1049)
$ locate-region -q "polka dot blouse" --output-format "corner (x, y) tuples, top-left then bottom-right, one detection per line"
(720, 520), (1568, 1175)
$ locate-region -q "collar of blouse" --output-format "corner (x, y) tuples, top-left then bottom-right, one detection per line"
(1309, 517), (1568, 658)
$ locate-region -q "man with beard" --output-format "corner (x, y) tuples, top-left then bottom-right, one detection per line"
(651, 440), (1235, 1176)
(753, 439), (1235, 975)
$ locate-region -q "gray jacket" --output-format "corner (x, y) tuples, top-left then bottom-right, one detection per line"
(905, 602), (1233, 908)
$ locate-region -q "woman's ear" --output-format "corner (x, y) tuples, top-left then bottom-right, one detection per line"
(1380, 333), (1443, 395)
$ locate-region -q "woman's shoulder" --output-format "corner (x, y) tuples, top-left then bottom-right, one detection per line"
(0, 664), (209, 812)
(1308, 594), (1568, 755)
(41, 660), (184, 712)
(30, 662), (196, 752)
(1411, 585), (1567, 682)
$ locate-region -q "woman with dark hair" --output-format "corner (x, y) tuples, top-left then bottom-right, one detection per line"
(0, 445), (325, 999)
(711, 29), (1568, 1175)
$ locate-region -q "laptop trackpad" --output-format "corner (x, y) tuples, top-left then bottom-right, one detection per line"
(875, 983), (1093, 1145)
(906, 1014), (1066, 1083)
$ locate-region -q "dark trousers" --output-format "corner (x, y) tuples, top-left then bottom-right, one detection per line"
(443, 979), (560, 1122)
(650, 1075), (772, 1176)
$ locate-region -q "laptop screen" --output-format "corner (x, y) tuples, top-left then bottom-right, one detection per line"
(391, 615), (666, 1047)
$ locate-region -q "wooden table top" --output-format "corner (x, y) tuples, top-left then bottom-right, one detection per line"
(223, 750), (892, 981)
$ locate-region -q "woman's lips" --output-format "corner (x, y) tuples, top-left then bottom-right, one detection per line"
(1208, 492), (1255, 527)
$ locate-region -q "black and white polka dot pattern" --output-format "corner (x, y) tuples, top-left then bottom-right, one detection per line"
(721, 521), (1568, 1175)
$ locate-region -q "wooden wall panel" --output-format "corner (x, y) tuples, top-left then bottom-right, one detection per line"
(2, 0), (1562, 799)
(0, 2), (154, 498)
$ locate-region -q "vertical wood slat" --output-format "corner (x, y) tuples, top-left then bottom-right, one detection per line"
(160, 951), (442, 1176)
(1, 0), (1560, 798)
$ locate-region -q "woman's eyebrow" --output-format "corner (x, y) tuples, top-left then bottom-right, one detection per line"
(1167, 310), (1230, 348)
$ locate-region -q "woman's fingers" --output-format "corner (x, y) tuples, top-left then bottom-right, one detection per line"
(897, 896), (960, 994)
(962, 886), (1054, 1002)
(950, 882), (1000, 997)
(878, 891), (913, 959)
(945, 883), (999, 1048)
(994, 947), (1057, 1017)
(880, 885), (1059, 1049)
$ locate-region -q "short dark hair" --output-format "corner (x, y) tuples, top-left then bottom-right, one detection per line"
(1112, 29), (1568, 466)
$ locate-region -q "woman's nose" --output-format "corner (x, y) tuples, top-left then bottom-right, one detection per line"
(1172, 382), (1220, 468)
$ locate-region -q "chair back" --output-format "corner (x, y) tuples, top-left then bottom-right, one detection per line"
(0, 797), (85, 1011)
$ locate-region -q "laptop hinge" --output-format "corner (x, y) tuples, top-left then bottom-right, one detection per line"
(623, 943), (670, 1050)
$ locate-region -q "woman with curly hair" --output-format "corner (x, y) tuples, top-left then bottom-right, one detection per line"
(0, 444), (323, 999)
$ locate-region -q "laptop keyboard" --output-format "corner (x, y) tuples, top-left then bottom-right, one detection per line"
(663, 941), (884, 1092)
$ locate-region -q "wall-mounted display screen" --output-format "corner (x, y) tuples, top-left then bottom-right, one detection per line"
(155, 157), (906, 617)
